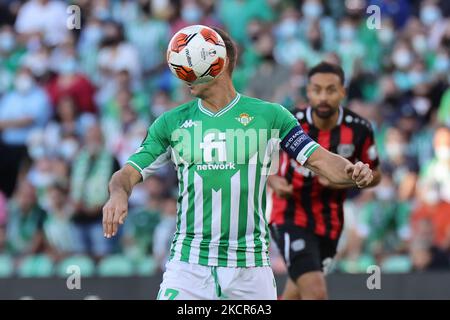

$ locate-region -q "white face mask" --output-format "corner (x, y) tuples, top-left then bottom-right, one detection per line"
(14, 74), (34, 93)
(412, 35), (427, 54)
(378, 28), (394, 44)
(385, 143), (406, 159)
(424, 188), (440, 205)
(59, 139), (79, 160)
(435, 147), (450, 161)
(375, 186), (395, 201)
(278, 19), (298, 39)
(302, 1), (323, 19)
(392, 49), (413, 69)
(420, 5), (441, 27)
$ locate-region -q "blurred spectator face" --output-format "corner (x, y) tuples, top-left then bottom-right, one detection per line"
(433, 127), (450, 163)
(392, 43), (414, 70)
(411, 32), (427, 55)
(338, 20), (356, 42)
(247, 20), (264, 43)
(16, 181), (37, 213)
(161, 197), (177, 217)
(307, 21), (322, 51)
(181, 0), (203, 24)
(14, 69), (35, 95)
(255, 33), (274, 60)
(0, 26), (15, 54)
(116, 70), (131, 89)
(84, 124), (104, 156)
(102, 22), (122, 47)
(152, 91), (171, 118)
(57, 96), (77, 122)
(420, 0), (442, 27)
(277, 8), (299, 40)
(378, 19), (395, 46)
(307, 72), (345, 119)
(374, 176), (396, 202)
(48, 185), (66, 211)
(145, 175), (166, 199)
(302, 0), (323, 20)
(384, 128), (407, 162)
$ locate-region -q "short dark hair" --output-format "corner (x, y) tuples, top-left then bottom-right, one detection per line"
(308, 62), (345, 85)
(212, 27), (237, 76)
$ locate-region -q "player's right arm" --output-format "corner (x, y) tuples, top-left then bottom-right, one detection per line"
(103, 114), (171, 238)
(103, 164), (141, 238)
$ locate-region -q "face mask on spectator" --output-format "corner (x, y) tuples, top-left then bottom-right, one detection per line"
(412, 35), (427, 54)
(392, 49), (412, 69)
(152, 104), (167, 117)
(375, 185), (395, 201)
(28, 169), (53, 189)
(58, 59), (78, 76)
(435, 147), (450, 161)
(420, 5), (441, 27)
(424, 188), (440, 205)
(434, 55), (449, 72)
(339, 25), (355, 41)
(279, 19), (298, 39)
(378, 28), (394, 44)
(83, 25), (103, 46)
(302, 2), (323, 19)
(181, 5), (202, 23)
(14, 74), (34, 94)
(385, 143), (406, 159)
(408, 71), (426, 86)
(59, 139), (79, 161)
(0, 32), (15, 52)
(29, 145), (46, 160)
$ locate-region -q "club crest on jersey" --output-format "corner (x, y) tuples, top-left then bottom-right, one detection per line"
(337, 144), (355, 158)
(235, 113), (254, 126)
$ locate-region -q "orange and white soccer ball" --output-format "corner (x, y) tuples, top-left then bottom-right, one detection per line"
(167, 25), (227, 84)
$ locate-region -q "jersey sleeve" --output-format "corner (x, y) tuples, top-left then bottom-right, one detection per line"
(272, 104), (319, 165)
(358, 125), (379, 169)
(126, 114), (171, 180)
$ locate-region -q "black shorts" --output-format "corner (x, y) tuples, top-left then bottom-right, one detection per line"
(269, 224), (338, 281)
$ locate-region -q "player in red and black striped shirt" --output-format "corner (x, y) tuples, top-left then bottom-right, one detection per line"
(268, 62), (381, 300)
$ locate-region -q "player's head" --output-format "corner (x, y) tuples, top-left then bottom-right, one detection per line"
(188, 27), (237, 97)
(307, 62), (346, 119)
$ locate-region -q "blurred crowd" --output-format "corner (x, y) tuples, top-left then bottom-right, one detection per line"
(0, 0), (449, 277)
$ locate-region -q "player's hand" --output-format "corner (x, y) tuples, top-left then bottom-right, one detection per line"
(345, 161), (373, 188)
(102, 193), (128, 238)
(268, 175), (293, 198)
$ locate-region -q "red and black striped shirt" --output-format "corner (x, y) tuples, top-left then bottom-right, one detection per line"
(269, 106), (379, 240)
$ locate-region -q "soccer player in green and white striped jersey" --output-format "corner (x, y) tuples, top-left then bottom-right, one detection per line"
(102, 28), (374, 300)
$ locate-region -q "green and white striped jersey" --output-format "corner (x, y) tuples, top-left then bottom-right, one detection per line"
(127, 93), (319, 267)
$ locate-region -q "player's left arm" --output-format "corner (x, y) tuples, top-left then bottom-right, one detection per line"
(280, 126), (373, 188)
(275, 104), (373, 188)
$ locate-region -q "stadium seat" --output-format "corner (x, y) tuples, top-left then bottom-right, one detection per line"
(337, 254), (376, 273)
(17, 254), (54, 278)
(0, 254), (14, 277)
(55, 255), (96, 277)
(135, 256), (157, 276)
(98, 254), (134, 277)
(381, 255), (412, 273)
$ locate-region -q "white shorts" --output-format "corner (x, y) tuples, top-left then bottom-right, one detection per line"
(157, 260), (277, 300)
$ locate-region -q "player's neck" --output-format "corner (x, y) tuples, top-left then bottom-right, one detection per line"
(200, 80), (237, 114)
(312, 110), (340, 131)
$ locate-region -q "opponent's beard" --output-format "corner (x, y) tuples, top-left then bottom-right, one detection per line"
(312, 102), (338, 119)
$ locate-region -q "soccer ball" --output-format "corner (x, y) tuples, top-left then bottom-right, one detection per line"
(167, 25), (227, 84)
